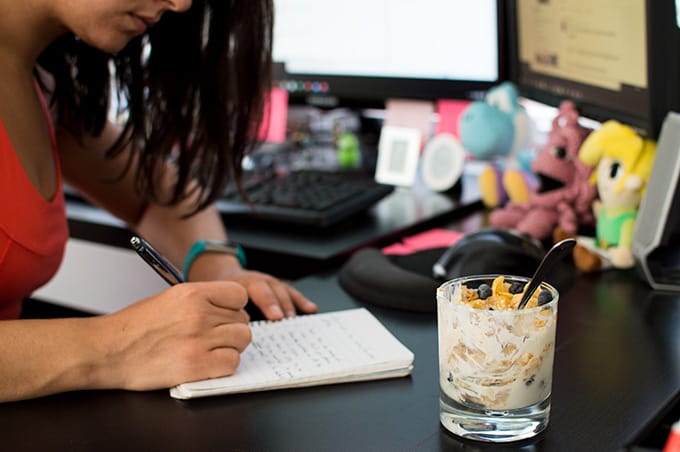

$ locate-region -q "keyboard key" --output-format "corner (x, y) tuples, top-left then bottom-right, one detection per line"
(217, 169), (394, 227)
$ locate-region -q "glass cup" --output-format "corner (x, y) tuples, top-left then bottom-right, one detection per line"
(437, 274), (559, 442)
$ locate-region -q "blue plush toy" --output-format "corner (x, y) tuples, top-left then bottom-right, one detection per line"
(458, 81), (535, 208)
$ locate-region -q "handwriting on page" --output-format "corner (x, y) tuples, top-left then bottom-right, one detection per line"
(190, 313), (380, 390)
(174, 308), (413, 393)
(170, 308), (415, 397)
(240, 315), (377, 383)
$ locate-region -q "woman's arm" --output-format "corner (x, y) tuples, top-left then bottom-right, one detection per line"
(0, 282), (250, 402)
(56, 122), (317, 319)
(137, 197), (316, 319)
(1, 123), (257, 402)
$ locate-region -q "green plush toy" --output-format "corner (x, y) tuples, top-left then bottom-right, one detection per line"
(337, 132), (361, 168)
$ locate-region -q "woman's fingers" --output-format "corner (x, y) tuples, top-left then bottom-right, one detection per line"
(287, 285), (318, 314)
(205, 322), (252, 352)
(222, 271), (318, 320)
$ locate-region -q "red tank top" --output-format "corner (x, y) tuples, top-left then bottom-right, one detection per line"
(0, 90), (68, 319)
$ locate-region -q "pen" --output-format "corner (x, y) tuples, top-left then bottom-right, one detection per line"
(130, 236), (185, 286)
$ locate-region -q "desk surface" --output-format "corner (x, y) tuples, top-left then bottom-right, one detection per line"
(7, 270), (680, 451)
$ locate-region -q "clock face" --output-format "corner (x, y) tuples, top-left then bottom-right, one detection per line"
(421, 134), (466, 192)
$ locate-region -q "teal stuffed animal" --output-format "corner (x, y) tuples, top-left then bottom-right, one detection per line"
(458, 81), (535, 208)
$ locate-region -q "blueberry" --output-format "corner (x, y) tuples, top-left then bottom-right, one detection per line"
(509, 281), (525, 294)
(538, 290), (553, 305)
(477, 284), (492, 299)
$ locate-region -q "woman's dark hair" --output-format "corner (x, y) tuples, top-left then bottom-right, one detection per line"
(37, 0), (273, 214)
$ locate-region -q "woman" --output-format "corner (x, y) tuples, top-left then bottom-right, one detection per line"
(0, 0), (317, 402)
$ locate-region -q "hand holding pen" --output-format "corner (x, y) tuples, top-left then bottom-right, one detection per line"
(77, 236), (253, 391)
(130, 235), (318, 320)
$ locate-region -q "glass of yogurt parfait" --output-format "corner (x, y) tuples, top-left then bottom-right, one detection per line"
(437, 274), (559, 442)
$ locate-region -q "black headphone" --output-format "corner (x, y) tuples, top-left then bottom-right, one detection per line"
(338, 247), (446, 313)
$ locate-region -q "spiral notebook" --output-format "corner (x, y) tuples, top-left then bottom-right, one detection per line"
(170, 308), (414, 399)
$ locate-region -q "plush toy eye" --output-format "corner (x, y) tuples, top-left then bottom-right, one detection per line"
(609, 161), (623, 179)
(551, 146), (569, 159)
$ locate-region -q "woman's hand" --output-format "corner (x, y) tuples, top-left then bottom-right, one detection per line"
(96, 281), (252, 391)
(222, 269), (318, 320)
(187, 253), (318, 320)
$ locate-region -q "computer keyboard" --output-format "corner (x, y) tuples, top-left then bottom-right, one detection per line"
(216, 169), (394, 227)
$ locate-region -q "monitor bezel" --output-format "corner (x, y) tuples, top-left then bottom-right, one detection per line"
(504, 0), (680, 138)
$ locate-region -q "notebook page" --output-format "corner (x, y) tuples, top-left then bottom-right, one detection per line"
(177, 308), (413, 394)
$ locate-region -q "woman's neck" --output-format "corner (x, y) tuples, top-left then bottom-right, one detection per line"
(0, 0), (68, 72)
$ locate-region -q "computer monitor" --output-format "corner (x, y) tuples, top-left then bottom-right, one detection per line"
(271, 0), (505, 109)
(505, 0), (680, 138)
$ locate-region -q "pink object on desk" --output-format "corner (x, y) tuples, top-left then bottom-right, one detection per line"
(384, 99), (435, 148)
(258, 87), (289, 143)
(382, 228), (463, 255)
(435, 99), (471, 138)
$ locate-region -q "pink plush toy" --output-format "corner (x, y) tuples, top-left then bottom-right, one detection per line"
(489, 101), (597, 241)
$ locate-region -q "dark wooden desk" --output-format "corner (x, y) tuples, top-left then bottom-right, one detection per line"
(5, 270), (680, 451)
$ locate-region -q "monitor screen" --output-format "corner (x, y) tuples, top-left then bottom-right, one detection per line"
(507, 0), (680, 137)
(272, 0), (504, 109)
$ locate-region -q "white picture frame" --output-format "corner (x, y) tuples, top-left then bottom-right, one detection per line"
(375, 126), (422, 187)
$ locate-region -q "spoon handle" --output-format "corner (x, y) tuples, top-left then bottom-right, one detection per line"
(518, 238), (577, 309)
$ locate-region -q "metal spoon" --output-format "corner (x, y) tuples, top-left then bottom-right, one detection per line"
(517, 238), (577, 309)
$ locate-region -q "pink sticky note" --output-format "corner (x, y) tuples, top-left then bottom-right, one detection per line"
(435, 99), (471, 138)
(258, 87), (289, 143)
(384, 99), (435, 147)
(382, 228), (463, 255)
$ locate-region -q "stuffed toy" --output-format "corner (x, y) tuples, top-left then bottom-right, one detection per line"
(489, 100), (597, 241)
(458, 81), (535, 208)
(565, 120), (657, 272)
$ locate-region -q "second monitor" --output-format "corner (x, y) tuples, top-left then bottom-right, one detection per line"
(506, 0), (680, 138)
